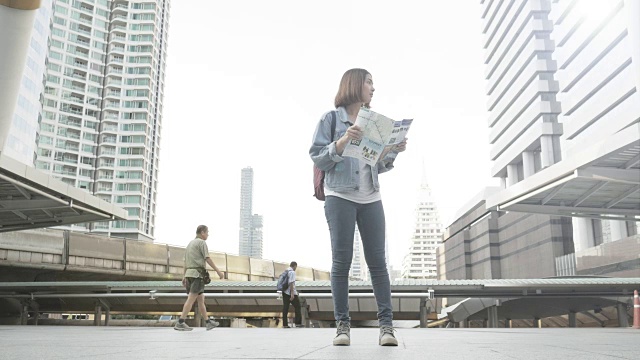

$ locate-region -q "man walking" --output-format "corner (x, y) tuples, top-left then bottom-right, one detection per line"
(174, 225), (224, 331)
(282, 261), (303, 328)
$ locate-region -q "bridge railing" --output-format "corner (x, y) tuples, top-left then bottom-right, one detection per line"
(0, 229), (330, 281)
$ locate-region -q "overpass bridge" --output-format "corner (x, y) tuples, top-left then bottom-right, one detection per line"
(1, 230), (638, 328)
(1, 278), (638, 328)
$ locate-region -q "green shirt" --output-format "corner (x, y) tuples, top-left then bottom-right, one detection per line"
(184, 237), (209, 278)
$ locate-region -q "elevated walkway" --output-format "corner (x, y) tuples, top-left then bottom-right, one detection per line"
(1, 278), (638, 328)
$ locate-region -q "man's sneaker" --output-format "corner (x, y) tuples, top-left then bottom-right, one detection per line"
(206, 320), (219, 331)
(174, 321), (193, 331)
(333, 321), (350, 346)
(379, 325), (398, 346)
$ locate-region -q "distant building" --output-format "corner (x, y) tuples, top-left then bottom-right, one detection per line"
(402, 168), (444, 279)
(349, 228), (364, 280)
(239, 167), (263, 258)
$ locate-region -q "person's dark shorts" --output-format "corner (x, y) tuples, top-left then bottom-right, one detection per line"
(185, 277), (205, 295)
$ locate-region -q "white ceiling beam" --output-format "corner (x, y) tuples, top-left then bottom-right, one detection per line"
(541, 183), (566, 205)
(12, 184), (31, 199)
(624, 153), (640, 169)
(604, 185), (640, 209)
(573, 181), (608, 207)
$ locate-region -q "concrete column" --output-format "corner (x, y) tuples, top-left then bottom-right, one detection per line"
(94, 304), (102, 326)
(506, 164), (519, 187)
(461, 319), (469, 328)
(0, 2), (40, 151)
(573, 218), (595, 252)
(568, 311), (577, 327)
(500, 177), (507, 189)
(419, 299), (430, 328)
(533, 317), (542, 328)
(104, 307), (110, 326)
(617, 303), (630, 328)
(487, 306), (499, 328)
(540, 135), (558, 168)
(300, 298), (309, 327)
(522, 151), (536, 178)
(193, 305), (202, 327)
(20, 303), (28, 325)
(504, 318), (512, 328)
(608, 220), (629, 242)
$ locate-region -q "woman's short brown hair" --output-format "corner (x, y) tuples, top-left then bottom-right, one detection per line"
(334, 68), (371, 109)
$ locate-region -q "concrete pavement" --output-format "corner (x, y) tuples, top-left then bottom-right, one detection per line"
(0, 326), (638, 359)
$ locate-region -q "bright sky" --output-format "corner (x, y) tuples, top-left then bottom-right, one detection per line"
(155, 0), (499, 271)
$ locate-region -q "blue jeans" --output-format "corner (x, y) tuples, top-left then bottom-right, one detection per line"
(324, 196), (393, 326)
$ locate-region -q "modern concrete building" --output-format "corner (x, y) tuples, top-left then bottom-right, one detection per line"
(436, 0), (639, 327)
(239, 167), (263, 258)
(402, 170), (444, 279)
(440, 0), (639, 281)
(33, 0), (170, 241)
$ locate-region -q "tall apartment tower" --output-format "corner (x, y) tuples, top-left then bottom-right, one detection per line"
(239, 167), (263, 258)
(402, 169), (444, 279)
(34, 0), (170, 240)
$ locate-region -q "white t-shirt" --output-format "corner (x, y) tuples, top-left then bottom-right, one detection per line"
(283, 267), (298, 295)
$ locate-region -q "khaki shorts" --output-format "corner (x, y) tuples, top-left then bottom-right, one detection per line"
(185, 277), (205, 295)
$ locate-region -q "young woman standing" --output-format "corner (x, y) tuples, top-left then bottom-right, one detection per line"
(310, 68), (407, 346)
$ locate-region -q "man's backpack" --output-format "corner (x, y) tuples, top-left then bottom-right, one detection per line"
(276, 270), (290, 292)
(313, 111), (337, 201)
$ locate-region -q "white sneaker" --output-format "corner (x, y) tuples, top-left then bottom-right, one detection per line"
(333, 321), (350, 346)
(379, 325), (398, 346)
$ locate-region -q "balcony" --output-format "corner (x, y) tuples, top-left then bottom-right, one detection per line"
(58, 117), (82, 128)
(54, 156), (79, 164)
(60, 107), (83, 116)
(103, 125), (118, 132)
(106, 79), (122, 87)
(110, 45), (125, 53)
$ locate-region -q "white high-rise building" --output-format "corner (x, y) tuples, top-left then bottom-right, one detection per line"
(481, 0), (640, 248)
(239, 167), (263, 258)
(350, 228), (363, 279)
(34, 0), (170, 240)
(402, 169), (444, 279)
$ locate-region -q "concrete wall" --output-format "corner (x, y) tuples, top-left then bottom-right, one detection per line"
(441, 200), (574, 280)
(0, 229), (330, 281)
(575, 235), (640, 277)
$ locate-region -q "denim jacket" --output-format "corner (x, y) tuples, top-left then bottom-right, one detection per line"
(309, 107), (397, 193)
